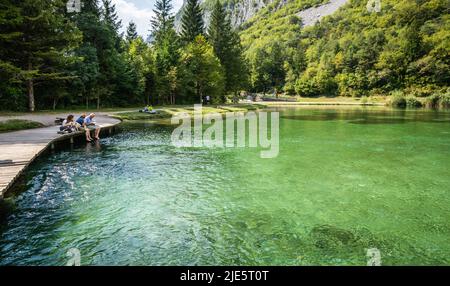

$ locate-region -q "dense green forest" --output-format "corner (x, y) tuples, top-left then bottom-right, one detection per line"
(239, 0), (449, 106)
(0, 0), (246, 111)
(0, 0), (448, 111)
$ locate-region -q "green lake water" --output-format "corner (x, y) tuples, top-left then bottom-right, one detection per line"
(0, 106), (449, 265)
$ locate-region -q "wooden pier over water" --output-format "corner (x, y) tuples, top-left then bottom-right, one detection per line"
(0, 116), (121, 198)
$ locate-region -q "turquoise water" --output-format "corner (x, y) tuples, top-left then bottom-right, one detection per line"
(0, 107), (449, 265)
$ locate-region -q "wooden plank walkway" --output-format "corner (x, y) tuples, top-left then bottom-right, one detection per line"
(0, 116), (121, 198)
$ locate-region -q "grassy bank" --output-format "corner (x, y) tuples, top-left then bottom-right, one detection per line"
(387, 91), (450, 109)
(0, 120), (44, 133)
(259, 95), (389, 104)
(111, 104), (266, 121)
(261, 93), (450, 109)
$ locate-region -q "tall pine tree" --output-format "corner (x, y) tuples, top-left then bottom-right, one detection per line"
(151, 0), (180, 105)
(180, 0), (204, 44)
(151, 0), (175, 42)
(126, 21), (138, 42)
(71, 0), (103, 108)
(0, 0), (82, 111)
(102, 0), (123, 50)
(207, 0), (248, 95)
(102, 0), (122, 33)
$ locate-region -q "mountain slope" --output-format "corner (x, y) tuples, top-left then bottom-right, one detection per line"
(175, 0), (449, 97)
(293, 0), (450, 97)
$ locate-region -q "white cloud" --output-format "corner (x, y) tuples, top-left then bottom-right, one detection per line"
(173, 0), (184, 12)
(110, 0), (153, 37)
(109, 0), (185, 38)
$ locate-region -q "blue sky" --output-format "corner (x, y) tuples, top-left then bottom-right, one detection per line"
(110, 0), (184, 37)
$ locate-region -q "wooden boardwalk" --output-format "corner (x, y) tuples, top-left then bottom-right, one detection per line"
(0, 117), (121, 198)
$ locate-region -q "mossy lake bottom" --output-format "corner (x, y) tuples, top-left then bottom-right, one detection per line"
(0, 106), (449, 265)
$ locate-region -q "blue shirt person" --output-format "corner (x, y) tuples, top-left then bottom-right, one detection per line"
(76, 114), (86, 125)
(84, 116), (94, 125)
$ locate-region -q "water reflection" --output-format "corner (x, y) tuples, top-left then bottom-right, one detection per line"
(280, 107), (450, 124)
(84, 140), (102, 153)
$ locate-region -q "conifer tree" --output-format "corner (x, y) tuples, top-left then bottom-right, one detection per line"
(207, 0), (248, 95)
(151, 0), (180, 104)
(150, 0), (174, 42)
(71, 0), (103, 108)
(126, 21), (139, 42)
(180, 0), (204, 44)
(102, 0), (122, 33)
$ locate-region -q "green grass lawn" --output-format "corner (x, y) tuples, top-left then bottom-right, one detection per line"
(0, 119), (44, 133)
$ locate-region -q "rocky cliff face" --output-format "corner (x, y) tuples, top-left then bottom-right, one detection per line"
(226, 0), (281, 28)
(175, 0), (349, 31)
(175, 0), (282, 31)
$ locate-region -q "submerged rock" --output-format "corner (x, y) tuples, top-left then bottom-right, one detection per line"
(310, 225), (356, 249)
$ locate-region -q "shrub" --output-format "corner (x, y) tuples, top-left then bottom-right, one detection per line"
(360, 96), (369, 104)
(404, 85), (436, 98)
(439, 93), (450, 108)
(406, 96), (422, 108)
(425, 93), (440, 109)
(0, 85), (27, 111)
(389, 90), (406, 108)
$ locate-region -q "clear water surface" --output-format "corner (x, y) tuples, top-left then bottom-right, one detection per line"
(0, 106), (449, 265)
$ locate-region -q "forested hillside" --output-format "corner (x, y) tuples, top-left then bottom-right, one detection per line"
(296, 0), (449, 99)
(239, 0), (449, 103)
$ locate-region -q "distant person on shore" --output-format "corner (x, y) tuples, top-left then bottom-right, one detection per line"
(139, 105), (156, 114)
(84, 113), (101, 142)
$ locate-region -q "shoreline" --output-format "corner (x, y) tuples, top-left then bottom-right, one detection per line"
(259, 101), (385, 106)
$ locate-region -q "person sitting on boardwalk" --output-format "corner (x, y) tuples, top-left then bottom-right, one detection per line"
(59, 115), (78, 133)
(76, 113), (86, 126)
(84, 113), (101, 142)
